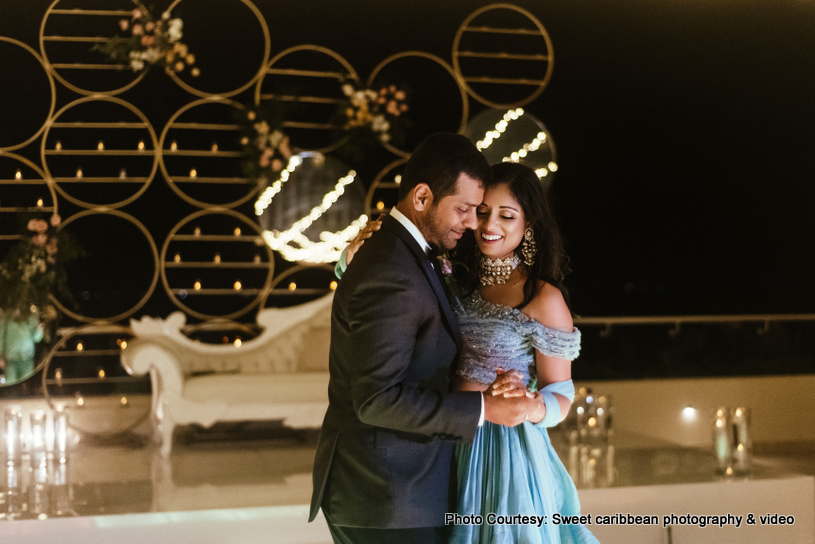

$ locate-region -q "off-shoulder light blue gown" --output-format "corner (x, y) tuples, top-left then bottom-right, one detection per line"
(450, 288), (599, 544)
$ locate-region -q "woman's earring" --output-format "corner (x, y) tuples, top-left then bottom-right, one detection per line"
(521, 227), (536, 266)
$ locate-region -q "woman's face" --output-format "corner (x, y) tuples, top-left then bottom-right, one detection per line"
(475, 183), (527, 260)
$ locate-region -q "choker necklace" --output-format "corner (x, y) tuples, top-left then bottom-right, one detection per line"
(479, 253), (520, 286)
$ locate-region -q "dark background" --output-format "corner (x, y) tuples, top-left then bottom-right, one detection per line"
(1, 0), (814, 385)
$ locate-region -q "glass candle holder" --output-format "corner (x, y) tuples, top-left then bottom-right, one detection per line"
(53, 403), (70, 463)
(30, 410), (48, 466)
(4, 406), (23, 465)
(712, 406), (732, 474)
(730, 406), (752, 474)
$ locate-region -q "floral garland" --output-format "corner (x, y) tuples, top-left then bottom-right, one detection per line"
(0, 215), (81, 321)
(93, 4), (198, 75)
(338, 81), (409, 144)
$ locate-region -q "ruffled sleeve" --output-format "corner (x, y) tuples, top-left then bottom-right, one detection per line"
(530, 323), (581, 361)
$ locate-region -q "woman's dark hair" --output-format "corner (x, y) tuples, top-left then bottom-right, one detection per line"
(450, 162), (572, 310)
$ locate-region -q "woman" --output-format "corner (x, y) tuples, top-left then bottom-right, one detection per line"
(342, 162), (597, 543)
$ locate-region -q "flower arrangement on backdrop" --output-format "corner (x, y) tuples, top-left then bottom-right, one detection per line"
(0, 215), (81, 322)
(337, 81), (409, 145)
(93, 4), (199, 75)
(238, 108), (293, 183)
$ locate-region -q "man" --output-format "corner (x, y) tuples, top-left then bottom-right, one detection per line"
(310, 133), (537, 543)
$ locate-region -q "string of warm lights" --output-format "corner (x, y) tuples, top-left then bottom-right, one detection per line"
(476, 108), (525, 151)
(253, 155), (304, 216)
(263, 215), (368, 263)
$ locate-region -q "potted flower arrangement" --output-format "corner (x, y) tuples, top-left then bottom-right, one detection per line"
(93, 3), (199, 75)
(0, 215), (81, 385)
(338, 81), (409, 145)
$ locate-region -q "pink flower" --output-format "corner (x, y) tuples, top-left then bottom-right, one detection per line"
(119, 19), (129, 31)
(28, 219), (48, 233)
(32, 234), (47, 246)
(278, 136), (291, 159)
(46, 238), (58, 255)
(132, 24), (144, 36)
(439, 257), (452, 275)
(145, 22), (155, 32)
(132, 9), (142, 20)
(400, 103), (408, 112)
(379, 87), (387, 96)
(271, 159), (283, 171)
(377, 97), (386, 105)
(389, 85), (397, 93)
(50, 214), (61, 227)
(394, 90), (406, 101)
(141, 35), (155, 46)
(386, 100), (399, 115)
(259, 148), (273, 168)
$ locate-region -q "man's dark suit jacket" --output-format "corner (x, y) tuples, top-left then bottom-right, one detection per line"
(309, 214), (482, 529)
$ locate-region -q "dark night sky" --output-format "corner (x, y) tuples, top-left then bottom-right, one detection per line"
(1, 0), (814, 318)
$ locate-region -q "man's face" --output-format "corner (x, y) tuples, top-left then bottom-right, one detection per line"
(420, 172), (484, 250)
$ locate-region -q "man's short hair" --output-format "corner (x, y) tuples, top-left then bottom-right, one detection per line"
(398, 133), (492, 202)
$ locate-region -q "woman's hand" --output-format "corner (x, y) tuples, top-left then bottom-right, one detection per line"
(487, 367), (534, 398)
(345, 214), (385, 266)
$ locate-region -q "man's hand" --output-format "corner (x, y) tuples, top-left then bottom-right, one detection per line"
(483, 392), (540, 427)
(345, 214), (385, 266)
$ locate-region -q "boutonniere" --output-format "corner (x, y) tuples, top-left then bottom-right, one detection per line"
(437, 256), (453, 276)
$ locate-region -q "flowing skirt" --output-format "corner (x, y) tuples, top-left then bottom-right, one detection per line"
(451, 421), (599, 544)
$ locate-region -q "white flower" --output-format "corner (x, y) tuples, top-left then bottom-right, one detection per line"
(268, 130), (284, 147)
(371, 114), (390, 133)
(342, 84), (354, 96)
(162, 11), (171, 20)
(168, 26), (182, 42)
(142, 48), (162, 63)
(130, 59), (145, 71)
(129, 50), (140, 59)
(351, 91), (366, 108)
(254, 121), (270, 135)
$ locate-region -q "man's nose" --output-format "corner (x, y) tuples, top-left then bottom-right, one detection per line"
(463, 209), (478, 230)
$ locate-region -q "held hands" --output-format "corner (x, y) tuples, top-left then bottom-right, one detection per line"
(345, 214), (385, 266)
(483, 368), (545, 427)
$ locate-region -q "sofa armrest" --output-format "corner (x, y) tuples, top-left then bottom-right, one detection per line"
(121, 339), (185, 397)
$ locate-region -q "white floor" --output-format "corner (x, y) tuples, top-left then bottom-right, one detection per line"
(1, 396), (814, 543)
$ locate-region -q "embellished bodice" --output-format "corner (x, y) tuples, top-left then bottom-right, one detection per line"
(452, 288), (581, 389)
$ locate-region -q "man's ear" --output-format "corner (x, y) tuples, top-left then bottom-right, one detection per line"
(412, 183), (434, 212)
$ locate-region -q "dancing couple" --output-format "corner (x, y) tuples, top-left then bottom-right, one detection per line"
(310, 133), (598, 544)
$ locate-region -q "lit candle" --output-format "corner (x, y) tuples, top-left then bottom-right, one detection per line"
(234, 337), (242, 348)
(330, 281), (338, 291)
(55, 141), (62, 151)
(97, 141), (104, 151)
(76, 342), (83, 351)
(55, 368), (63, 386)
(190, 168), (197, 178)
(213, 253), (221, 264)
(394, 175), (402, 185)
(170, 140), (178, 152)
(120, 168), (127, 179)
(15, 169), (22, 180)
(174, 253), (181, 263)
(193, 227), (201, 236)
(194, 280), (201, 290)
(233, 227), (241, 236)
(233, 280), (242, 290)
(211, 143), (218, 152)
(376, 201), (385, 210)
(37, 198), (44, 207)
(288, 282), (296, 291)
(98, 369), (105, 379)
(138, 140), (145, 151)
(253, 255), (261, 264)
(76, 168), (83, 179)
(120, 396), (129, 407)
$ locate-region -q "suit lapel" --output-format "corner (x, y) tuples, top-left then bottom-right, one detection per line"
(382, 216), (462, 350)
